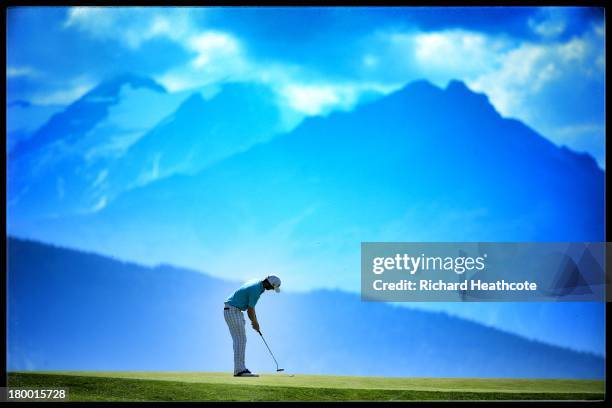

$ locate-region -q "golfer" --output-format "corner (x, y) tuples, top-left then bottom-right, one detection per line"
(224, 275), (281, 377)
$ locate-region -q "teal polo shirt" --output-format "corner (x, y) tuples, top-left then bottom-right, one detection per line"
(225, 279), (265, 310)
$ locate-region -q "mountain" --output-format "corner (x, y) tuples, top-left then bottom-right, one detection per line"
(6, 73), (170, 217)
(103, 81), (286, 194)
(6, 101), (64, 153)
(10, 73), (167, 160)
(6, 78), (289, 217)
(6, 237), (604, 378)
(30, 79), (604, 287)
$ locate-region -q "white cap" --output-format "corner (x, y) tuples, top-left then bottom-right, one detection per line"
(266, 275), (281, 293)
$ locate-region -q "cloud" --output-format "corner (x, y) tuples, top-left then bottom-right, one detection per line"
(156, 31), (248, 92)
(280, 84), (344, 115)
(468, 44), (555, 114)
(528, 8), (569, 38)
(148, 19), (391, 118)
(64, 7), (195, 49)
(413, 30), (507, 75)
(7, 66), (39, 78)
(92, 169), (109, 188)
(467, 24), (604, 163)
(546, 123), (605, 168)
(89, 196), (107, 213)
(59, 7), (604, 163)
(63, 8), (250, 93)
(154, 26), (393, 117)
(362, 23), (604, 164)
(188, 31), (241, 68)
(279, 82), (395, 116)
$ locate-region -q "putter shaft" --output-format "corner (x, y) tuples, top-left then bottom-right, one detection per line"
(257, 330), (283, 371)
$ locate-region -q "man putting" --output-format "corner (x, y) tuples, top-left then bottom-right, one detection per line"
(224, 275), (281, 377)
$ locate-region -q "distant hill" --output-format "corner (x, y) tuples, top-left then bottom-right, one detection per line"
(7, 238), (604, 378)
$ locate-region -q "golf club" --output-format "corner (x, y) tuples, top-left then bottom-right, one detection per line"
(257, 330), (284, 372)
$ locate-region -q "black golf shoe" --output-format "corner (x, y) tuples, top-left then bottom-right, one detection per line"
(234, 369), (259, 377)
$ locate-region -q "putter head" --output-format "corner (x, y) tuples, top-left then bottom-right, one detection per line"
(277, 368), (284, 372)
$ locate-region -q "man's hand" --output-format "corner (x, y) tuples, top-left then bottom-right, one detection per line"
(247, 307), (260, 332)
(251, 321), (260, 332)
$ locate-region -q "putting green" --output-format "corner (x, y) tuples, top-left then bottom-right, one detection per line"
(8, 372), (605, 401)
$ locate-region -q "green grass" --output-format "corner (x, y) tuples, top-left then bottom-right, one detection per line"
(7, 371), (605, 402)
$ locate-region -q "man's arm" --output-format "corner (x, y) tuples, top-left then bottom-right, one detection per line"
(247, 307), (260, 332)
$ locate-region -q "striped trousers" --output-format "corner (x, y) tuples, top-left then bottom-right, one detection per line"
(223, 303), (247, 375)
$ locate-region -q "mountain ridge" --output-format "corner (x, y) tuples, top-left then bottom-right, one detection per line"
(6, 236), (604, 378)
(9, 73), (167, 159)
(97, 77), (601, 198)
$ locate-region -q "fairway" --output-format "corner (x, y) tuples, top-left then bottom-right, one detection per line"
(8, 372), (605, 401)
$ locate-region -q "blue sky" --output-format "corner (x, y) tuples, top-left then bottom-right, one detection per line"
(7, 6), (606, 165)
